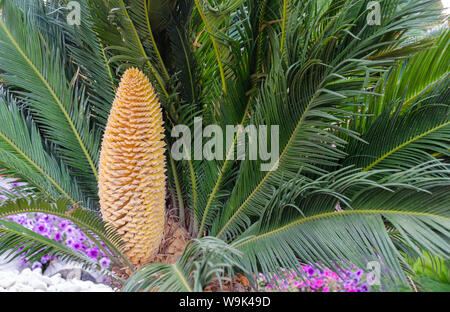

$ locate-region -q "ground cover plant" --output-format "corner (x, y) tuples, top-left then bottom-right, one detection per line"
(0, 0), (449, 292)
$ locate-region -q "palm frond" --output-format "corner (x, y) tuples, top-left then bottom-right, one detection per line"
(345, 29), (450, 172)
(88, 0), (169, 100)
(122, 236), (244, 292)
(233, 163), (450, 289)
(167, 0), (199, 106)
(212, 0), (438, 240)
(0, 0), (100, 196)
(0, 197), (133, 271)
(0, 94), (85, 205)
(60, 0), (117, 126)
(0, 218), (111, 275)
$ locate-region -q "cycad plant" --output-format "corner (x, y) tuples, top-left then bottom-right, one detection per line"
(0, 0), (449, 291)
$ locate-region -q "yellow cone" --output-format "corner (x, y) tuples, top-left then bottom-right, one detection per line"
(99, 68), (166, 266)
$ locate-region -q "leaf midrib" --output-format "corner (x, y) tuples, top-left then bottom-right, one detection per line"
(0, 220), (94, 263)
(216, 92), (320, 239)
(193, 0), (227, 93)
(234, 209), (450, 249)
(0, 130), (76, 204)
(199, 96), (254, 236)
(0, 20), (99, 181)
(171, 263), (193, 292)
(362, 120), (450, 172)
(0, 200), (133, 272)
(119, 0), (169, 98)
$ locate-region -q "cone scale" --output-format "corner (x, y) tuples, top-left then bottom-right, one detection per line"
(99, 68), (166, 266)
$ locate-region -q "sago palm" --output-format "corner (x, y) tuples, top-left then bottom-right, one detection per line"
(0, 0), (448, 291)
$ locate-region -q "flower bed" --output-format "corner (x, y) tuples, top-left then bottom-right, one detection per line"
(3, 212), (111, 271)
(255, 266), (373, 292)
(0, 178), (111, 272)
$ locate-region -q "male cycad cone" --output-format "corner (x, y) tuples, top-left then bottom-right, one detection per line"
(98, 68), (166, 266)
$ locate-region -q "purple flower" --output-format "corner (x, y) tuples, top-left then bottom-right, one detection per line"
(59, 220), (69, 230)
(359, 283), (369, 292)
(87, 248), (99, 259)
(0, 205), (114, 271)
(78, 234), (86, 242)
(306, 266), (316, 277)
(344, 280), (353, 287)
(40, 254), (51, 263)
(72, 241), (82, 251)
(354, 269), (363, 278)
(367, 273), (376, 284)
(16, 215), (26, 225)
(99, 257), (111, 268)
(54, 232), (62, 241)
(35, 223), (48, 234)
(26, 220), (34, 228)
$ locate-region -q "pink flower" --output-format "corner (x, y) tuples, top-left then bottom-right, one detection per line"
(322, 287), (330, 292)
(314, 278), (324, 288)
(293, 281), (306, 288)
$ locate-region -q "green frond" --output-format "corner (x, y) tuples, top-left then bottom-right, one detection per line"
(122, 237), (244, 292)
(350, 28), (450, 133)
(193, 0), (232, 93)
(0, 219), (108, 272)
(0, 94), (85, 205)
(345, 31), (450, 173)
(0, 197), (133, 271)
(133, 0), (170, 80)
(88, 0), (169, 100)
(211, 0), (445, 240)
(0, 0), (448, 292)
(0, 0), (100, 194)
(233, 166), (450, 288)
(62, 0), (116, 126)
(167, 1), (199, 106)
